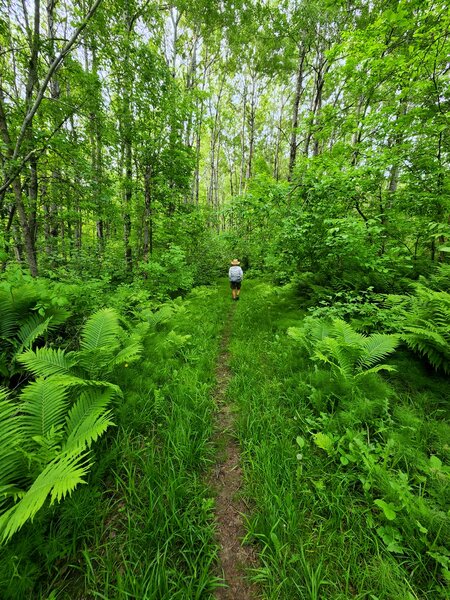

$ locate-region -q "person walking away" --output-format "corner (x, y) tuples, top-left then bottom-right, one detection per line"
(229, 259), (243, 301)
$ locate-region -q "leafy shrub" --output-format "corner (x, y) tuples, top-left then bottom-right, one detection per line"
(307, 288), (412, 334)
(139, 244), (194, 299)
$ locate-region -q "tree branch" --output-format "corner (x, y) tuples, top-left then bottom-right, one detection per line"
(12, 0), (103, 162)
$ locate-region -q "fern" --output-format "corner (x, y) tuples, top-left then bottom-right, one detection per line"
(0, 299), (145, 543)
(107, 341), (144, 369)
(0, 290), (19, 340)
(0, 392), (23, 493)
(80, 308), (121, 352)
(401, 286), (450, 373)
(64, 388), (116, 453)
(329, 319), (363, 346)
(0, 451), (91, 543)
(358, 334), (400, 370)
(18, 347), (77, 378)
(354, 364), (397, 379)
(292, 318), (399, 383)
(20, 378), (70, 439)
(16, 315), (52, 350)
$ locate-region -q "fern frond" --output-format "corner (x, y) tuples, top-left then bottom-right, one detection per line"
(402, 327), (450, 372)
(64, 388), (116, 454)
(17, 315), (51, 349)
(49, 375), (123, 397)
(289, 319), (332, 353)
(314, 338), (355, 379)
(20, 378), (70, 440)
(45, 307), (71, 327)
(131, 322), (150, 339)
(402, 324), (450, 352)
(287, 326), (304, 342)
(18, 348), (77, 378)
(0, 451), (91, 543)
(0, 396), (23, 488)
(400, 285), (450, 373)
(0, 296), (16, 340)
(331, 319), (364, 346)
(354, 364), (397, 378)
(80, 308), (121, 352)
(358, 334), (399, 370)
(308, 320), (332, 342)
(0, 486), (25, 503)
(107, 341), (143, 369)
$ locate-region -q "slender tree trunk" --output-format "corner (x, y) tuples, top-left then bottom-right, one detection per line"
(239, 80), (247, 194)
(143, 164), (153, 260)
(288, 47), (306, 180)
(123, 138), (133, 271)
(44, 0), (61, 262)
(0, 90), (39, 275)
(208, 74), (225, 207)
(246, 75), (258, 181)
(304, 54), (327, 158)
(1, 204), (16, 271)
(436, 130), (447, 262)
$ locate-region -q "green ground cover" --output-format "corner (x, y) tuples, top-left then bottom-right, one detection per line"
(1, 276), (448, 599)
(0, 283), (229, 599)
(229, 280), (449, 600)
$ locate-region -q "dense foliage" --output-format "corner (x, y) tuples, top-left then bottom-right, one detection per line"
(0, 0), (448, 598)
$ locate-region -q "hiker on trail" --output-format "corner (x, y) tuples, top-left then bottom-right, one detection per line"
(229, 259), (243, 301)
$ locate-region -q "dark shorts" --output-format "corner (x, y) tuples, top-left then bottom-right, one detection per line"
(230, 281), (241, 290)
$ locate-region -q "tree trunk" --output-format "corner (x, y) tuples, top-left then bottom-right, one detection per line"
(123, 138), (133, 272)
(288, 48), (306, 180)
(246, 75), (258, 181)
(239, 80), (247, 194)
(143, 164), (153, 261)
(304, 54), (327, 158)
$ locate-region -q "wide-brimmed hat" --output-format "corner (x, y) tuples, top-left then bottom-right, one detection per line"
(230, 259), (240, 265)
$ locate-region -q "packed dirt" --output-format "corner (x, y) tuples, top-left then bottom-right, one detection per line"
(211, 313), (259, 600)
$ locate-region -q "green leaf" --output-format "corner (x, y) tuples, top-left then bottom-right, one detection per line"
(16, 315), (52, 351)
(313, 432), (334, 455)
(20, 378), (70, 439)
(18, 348), (76, 378)
(80, 308), (121, 352)
(0, 394), (23, 489)
(376, 526), (404, 553)
(427, 551), (449, 569)
(429, 455), (442, 470)
(296, 436), (305, 448)
(0, 452), (91, 543)
(64, 388), (117, 453)
(374, 499), (397, 521)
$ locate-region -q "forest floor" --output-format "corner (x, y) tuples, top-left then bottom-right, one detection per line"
(0, 279), (448, 600)
(218, 279), (449, 600)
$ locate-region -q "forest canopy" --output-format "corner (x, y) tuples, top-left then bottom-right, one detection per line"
(0, 0), (448, 285)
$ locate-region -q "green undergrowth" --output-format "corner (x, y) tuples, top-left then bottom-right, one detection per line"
(229, 280), (449, 600)
(0, 284), (230, 599)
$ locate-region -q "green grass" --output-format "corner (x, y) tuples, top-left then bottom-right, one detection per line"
(0, 283), (230, 599)
(1, 278), (448, 599)
(229, 280), (449, 599)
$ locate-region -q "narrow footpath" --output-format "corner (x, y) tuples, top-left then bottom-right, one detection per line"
(211, 305), (259, 600)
